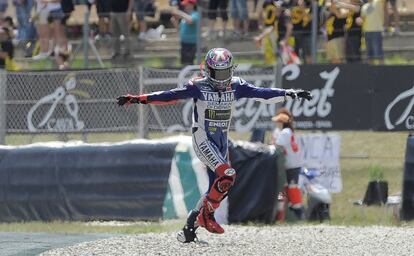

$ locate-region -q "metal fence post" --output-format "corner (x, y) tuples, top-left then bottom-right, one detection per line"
(0, 70), (6, 144)
(196, 4), (203, 64)
(83, 0), (90, 68)
(311, 0), (318, 63)
(138, 66), (145, 138)
(275, 59), (283, 88)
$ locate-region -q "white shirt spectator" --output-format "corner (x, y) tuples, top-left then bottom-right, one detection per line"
(274, 127), (302, 169)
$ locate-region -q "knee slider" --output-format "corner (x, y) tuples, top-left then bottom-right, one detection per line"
(215, 164), (236, 193)
(206, 164), (237, 207)
(215, 175), (235, 193)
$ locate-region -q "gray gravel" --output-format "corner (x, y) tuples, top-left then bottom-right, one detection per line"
(41, 225), (414, 256)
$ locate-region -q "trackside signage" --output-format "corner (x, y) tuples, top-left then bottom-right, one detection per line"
(177, 64), (414, 131)
(4, 65), (414, 133)
(384, 86), (414, 130)
(282, 64), (414, 131)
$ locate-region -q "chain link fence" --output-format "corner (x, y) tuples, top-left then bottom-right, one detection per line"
(5, 68), (140, 134)
(0, 65), (284, 144)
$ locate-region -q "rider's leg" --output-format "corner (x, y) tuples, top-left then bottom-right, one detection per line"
(191, 129), (236, 233)
(178, 168), (214, 242)
(197, 162), (236, 233)
(183, 170), (213, 229)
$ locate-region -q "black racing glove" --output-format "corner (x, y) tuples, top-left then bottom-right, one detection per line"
(285, 89), (313, 101)
(116, 94), (147, 106)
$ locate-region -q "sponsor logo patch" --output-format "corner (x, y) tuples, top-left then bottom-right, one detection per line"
(224, 168), (236, 176)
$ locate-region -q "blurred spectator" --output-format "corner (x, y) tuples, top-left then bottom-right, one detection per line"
(230, 0), (249, 38)
(0, 27), (14, 70)
(384, 0), (400, 33)
(361, 0), (384, 64)
(136, 0), (164, 41)
(54, 0), (74, 69)
(254, 1), (293, 63)
(61, 0), (74, 25)
(13, 0), (37, 57)
(341, 0), (363, 63)
(255, 0), (278, 64)
(135, 0), (151, 40)
(325, 0), (347, 64)
(13, 0), (34, 42)
(291, 0), (312, 63)
(0, 0), (8, 18)
(110, 0), (133, 59)
(271, 108), (304, 220)
(203, 0), (229, 39)
(170, 0), (199, 65)
(94, 0), (112, 40)
(2, 16), (15, 35)
(32, 0), (67, 61)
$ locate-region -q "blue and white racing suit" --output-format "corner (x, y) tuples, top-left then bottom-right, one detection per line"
(142, 76), (288, 177)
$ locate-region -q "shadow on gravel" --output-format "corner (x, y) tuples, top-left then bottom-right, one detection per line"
(0, 232), (120, 256)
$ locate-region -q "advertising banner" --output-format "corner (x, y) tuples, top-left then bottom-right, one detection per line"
(283, 64), (414, 131)
(4, 65), (414, 134)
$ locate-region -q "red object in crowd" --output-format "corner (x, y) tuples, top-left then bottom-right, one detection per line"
(181, 0), (197, 6)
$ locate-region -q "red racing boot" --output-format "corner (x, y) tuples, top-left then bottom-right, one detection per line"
(197, 198), (224, 234)
(197, 164), (236, 234)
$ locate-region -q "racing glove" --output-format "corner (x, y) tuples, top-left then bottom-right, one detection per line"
(285, 89), (313, 101)
(116, 94), (148, 106)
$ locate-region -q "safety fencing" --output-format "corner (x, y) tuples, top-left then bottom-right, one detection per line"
(0, 64), (413, 144)
(1, 65), (277, 143)
(6, 68), (140, 134)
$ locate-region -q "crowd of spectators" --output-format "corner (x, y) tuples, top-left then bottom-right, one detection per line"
(254, 0), (402, 64)
(0, 0), (163, 69)
(0, 0), (406, 69)
(202, 0), (404, 65)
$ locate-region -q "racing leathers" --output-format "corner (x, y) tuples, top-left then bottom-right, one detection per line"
(119, 76), (301, 234)
(139, 76), (288, 167)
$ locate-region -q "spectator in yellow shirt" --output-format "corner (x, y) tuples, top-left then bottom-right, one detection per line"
(361, 0), (385, 64)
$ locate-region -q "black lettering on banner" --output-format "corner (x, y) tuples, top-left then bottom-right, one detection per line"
(323, 136), (334, 158)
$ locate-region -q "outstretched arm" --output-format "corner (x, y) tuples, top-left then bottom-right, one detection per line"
(234, 78), (312, 103)
(117, 83), (200, 106)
